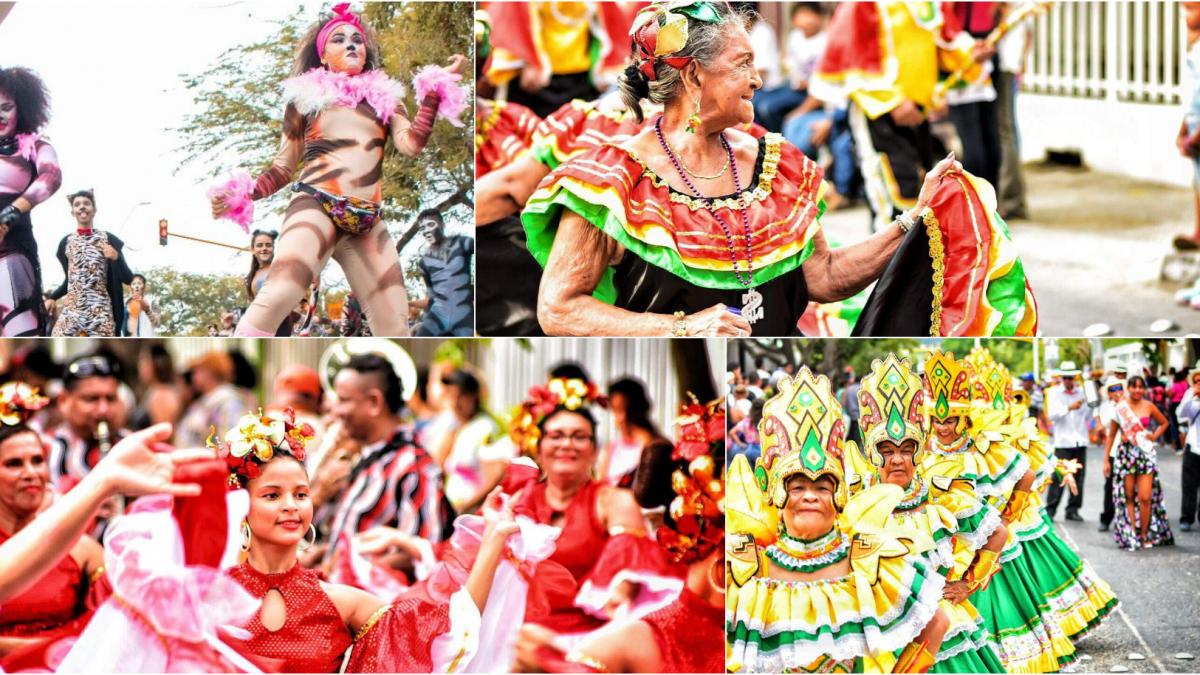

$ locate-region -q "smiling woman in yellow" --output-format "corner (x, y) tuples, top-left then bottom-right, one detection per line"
(725, 368), (948, 673)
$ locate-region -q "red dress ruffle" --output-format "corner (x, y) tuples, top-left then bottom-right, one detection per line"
(476, 99), (541, 177)
(344, 596), (451, 673)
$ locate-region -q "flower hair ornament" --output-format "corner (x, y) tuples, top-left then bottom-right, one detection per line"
(0, 382), (50, 426)
(208, 408), (315, 487)
(630, 0), (721, 80)
(508, 378), (608, 455)
(657, 397), (725, 565)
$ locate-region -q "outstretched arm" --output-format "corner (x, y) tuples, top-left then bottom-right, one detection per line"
(0, 424), (210, 602)
(802, 154), (961, 303)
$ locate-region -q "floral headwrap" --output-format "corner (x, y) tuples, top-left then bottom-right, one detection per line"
(629, 1), (722, 80)
(0, 382), (49, 426)
(508, 377), (607, 456)
(208, 408), (315, 487)
(657, 397), (724, 564)
(317, 3), (366, 59)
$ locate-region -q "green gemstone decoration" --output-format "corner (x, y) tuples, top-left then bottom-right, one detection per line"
(935, 393), (950, 420)
(801, 430), (825, 473)
(887, 406), (906, 441)
(754, 464), (768, 492)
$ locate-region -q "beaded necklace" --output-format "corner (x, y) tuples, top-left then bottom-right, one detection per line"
(930, 434), (972, 455)
(895, 477), (929, 511)
(766, 527), (850, 573)
(654, 117), (764, 323)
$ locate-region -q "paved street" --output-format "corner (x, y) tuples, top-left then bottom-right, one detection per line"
(821, 164), (1200, 336)
(1037, 443), (1199, 673)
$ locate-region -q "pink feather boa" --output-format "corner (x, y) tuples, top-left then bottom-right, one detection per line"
(207, 171), (255, 232)
(412, 65), (468, 128)
(282, 68), (404, 124)
(15, 133), (41, 163)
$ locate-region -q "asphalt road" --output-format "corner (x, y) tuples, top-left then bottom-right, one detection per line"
(1039, 442), (1199, 673)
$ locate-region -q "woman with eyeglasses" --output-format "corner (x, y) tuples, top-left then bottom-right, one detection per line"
(1103, 376), (1175, 550)
(508, 377), (678, 639)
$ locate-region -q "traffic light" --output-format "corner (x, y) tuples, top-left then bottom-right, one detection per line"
(158, 219), (168, 246)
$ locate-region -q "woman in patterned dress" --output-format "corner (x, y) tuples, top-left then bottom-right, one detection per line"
(1103, 376), (1176, 550)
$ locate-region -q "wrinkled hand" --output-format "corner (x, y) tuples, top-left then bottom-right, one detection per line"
(92, 423), (214, 498)
(513, 624), (562, 673)
(943, 580), (971, 603)
(810, 117), (833, 148)
(446, 54), (468, 76)
(913, 153), (963, 214)
(890, 99), (925, 127)
(685, 304), (752, 337)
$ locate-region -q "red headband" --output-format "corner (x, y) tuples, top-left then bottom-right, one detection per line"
(317, 3), (365, 59)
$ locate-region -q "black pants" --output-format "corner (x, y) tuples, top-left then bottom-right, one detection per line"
(1182, 450), (1200, 525)
(948, 98), (1002, 188)
(1046, 446), (1086, 518)
(1100, 459), (1116, 526)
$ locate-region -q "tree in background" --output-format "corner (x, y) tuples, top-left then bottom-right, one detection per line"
(173, 2), (473, 246)
(142, 267), (246, 336)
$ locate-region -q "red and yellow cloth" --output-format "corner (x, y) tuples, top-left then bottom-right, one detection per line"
(521, 134), (825, 302)
(484, 2), (638, 86)
(813, 1), (983, 119)
(476, 99), (542, 177)
(923, 171), (1038, 336)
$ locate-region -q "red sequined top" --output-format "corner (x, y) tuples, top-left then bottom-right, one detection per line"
(0, 528), (85, 636)
(226, 563), (353, 673)
(643, 588), (724, 673)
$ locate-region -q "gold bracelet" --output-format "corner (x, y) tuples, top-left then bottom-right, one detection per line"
(672, 310), (687, 337)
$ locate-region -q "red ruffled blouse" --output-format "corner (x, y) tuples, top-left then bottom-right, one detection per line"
(476, 99), (541, 177)
(0, 528), (101, 637)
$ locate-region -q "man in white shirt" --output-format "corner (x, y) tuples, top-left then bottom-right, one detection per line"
(1175, 365), (1200, 532)
(1094, 377), (1125, 532)
(1045, 362), (1091, 521)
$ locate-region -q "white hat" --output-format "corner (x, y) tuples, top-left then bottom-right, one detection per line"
(1058, 361), (1081, 377)
(1103, 376), (1124, 391)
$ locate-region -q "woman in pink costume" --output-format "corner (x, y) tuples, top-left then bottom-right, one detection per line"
(210, 3), (467, 337)
(0, 67), (60, 336)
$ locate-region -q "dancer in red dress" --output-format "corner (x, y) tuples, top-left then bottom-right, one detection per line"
(514, 397), (726, 673)
(215, 407), (517, 673)
(507, 377), (681, 640)
(0, 382), (111, 668)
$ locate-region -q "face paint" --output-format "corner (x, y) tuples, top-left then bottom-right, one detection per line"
(321, 24), (366, 75)
(71, 197), (96, 228)
(0, 91), (18, 138)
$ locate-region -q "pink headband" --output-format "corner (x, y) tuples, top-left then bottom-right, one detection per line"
(317, 3), (365, 59)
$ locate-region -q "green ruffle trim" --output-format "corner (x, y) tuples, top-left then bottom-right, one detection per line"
(727, 557), (938, 655)
(522, 181), (819, 303)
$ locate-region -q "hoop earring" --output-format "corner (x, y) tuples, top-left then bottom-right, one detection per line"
(686, 98), (702, 134)
(708, 559), (724, 595)
(240, 520), (252, 553)
(298, 524), (317, 552)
